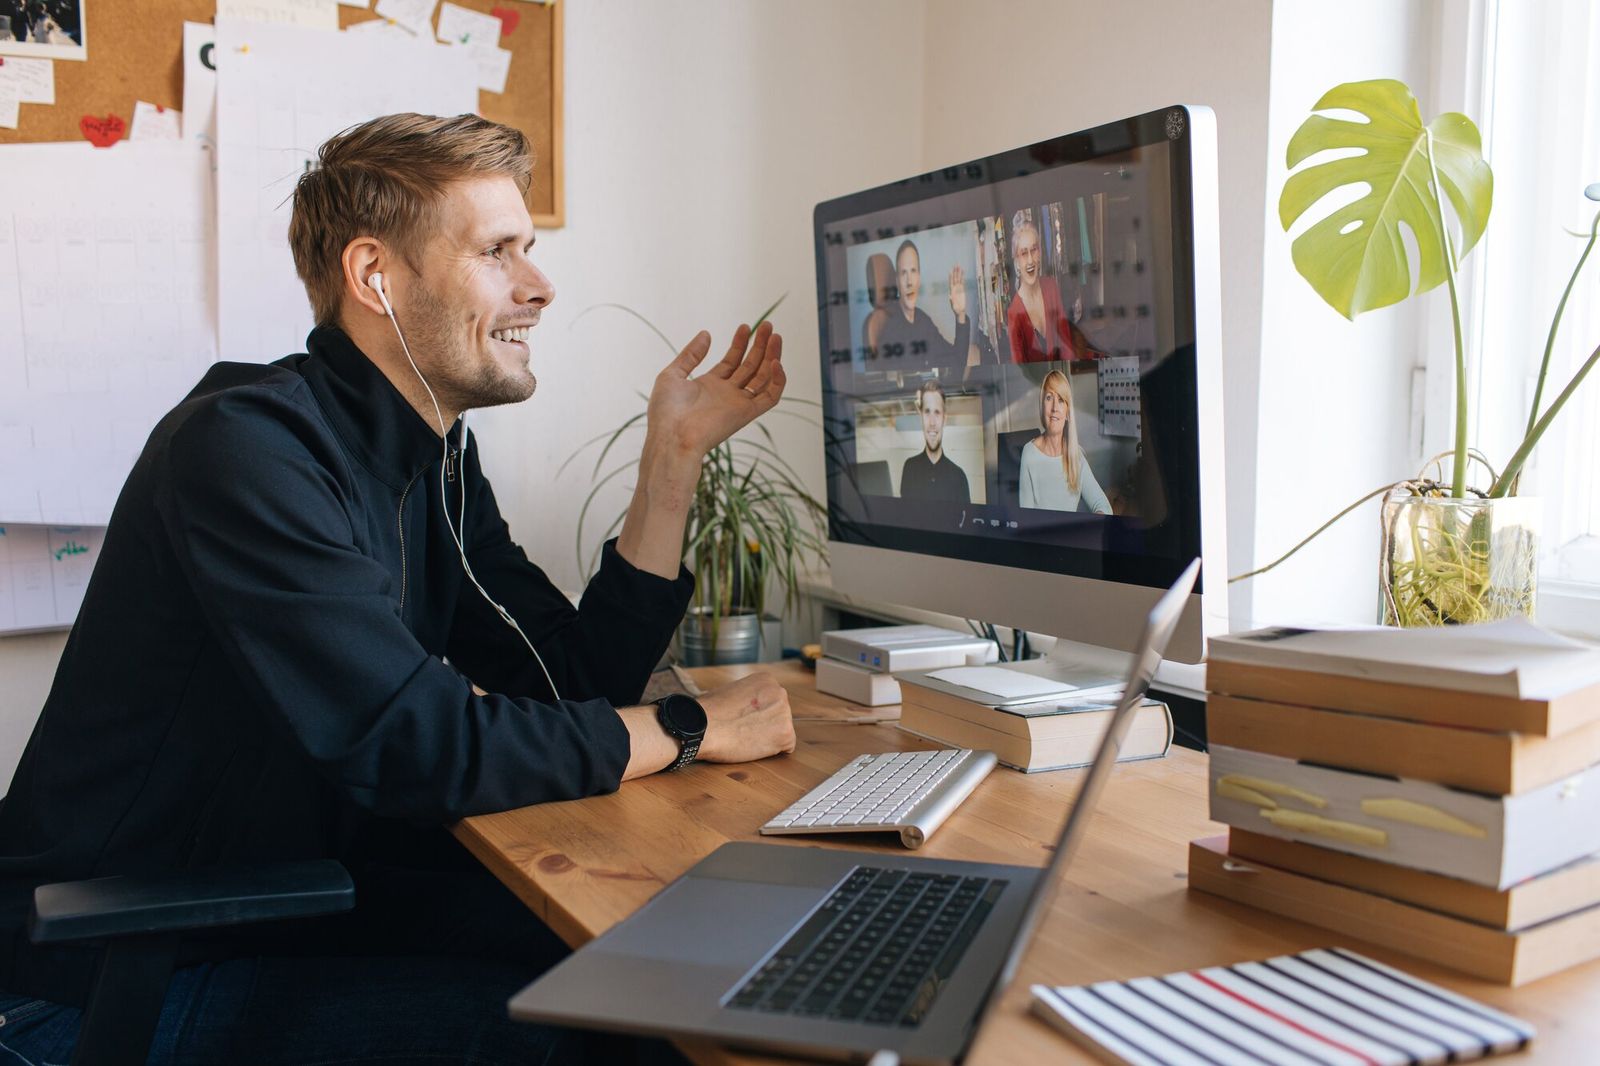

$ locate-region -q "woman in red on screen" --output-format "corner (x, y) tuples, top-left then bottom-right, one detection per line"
(1004, 220), (1102, 363)
(1019, 369), (1111, 514)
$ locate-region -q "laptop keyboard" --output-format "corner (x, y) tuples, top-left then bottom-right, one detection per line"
(725, 865), (1007, 1028)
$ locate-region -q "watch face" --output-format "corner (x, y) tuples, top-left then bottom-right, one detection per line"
(660, 694), (707, 740)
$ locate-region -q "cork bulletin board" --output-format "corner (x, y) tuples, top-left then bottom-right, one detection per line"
(0, 1), (565, 225)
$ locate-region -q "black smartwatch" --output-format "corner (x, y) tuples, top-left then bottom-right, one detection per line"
(654, 693), (707, 771)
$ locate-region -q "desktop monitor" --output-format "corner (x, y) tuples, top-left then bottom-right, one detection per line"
(813, 105), (1226, 664)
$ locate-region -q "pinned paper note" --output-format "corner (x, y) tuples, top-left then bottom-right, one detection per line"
(0, 57), (55, 105)
(215, 0), (342, 30)
(181, 22), (217, 146)
(436, 2), (503, 47)
(375, 0), (439, 38)
(344, 17), (416, 36)
(0, 525), (107, 634)
(78, 113), (126, 147)
(435, 3), (512, 92)
(131, 101), (183, 141)
(0, 88), (18, 131)
(441, 40), (512, 93)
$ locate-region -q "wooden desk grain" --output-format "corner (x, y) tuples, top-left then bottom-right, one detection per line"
(454, 661), (1591, 1064)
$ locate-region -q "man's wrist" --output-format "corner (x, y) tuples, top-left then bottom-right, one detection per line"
(639, 432), (701, 507)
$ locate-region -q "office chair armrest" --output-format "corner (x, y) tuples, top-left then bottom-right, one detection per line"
(28, 860), (354, 944)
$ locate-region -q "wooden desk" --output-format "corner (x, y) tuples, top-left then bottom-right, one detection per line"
(453, 661), (1594, 1063)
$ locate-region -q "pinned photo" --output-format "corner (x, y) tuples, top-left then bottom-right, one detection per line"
(0, 0), (86, 61)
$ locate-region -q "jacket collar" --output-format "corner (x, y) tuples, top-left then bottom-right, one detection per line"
(300, 325), (460, 490)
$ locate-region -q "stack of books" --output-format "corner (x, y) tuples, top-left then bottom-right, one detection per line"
(897, 673), (1173, 773)
(814, 624), (996, 707)
(1189, 618), (1600, 985)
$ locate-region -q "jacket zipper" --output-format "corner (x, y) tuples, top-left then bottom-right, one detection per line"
(396, 469), (423, 615)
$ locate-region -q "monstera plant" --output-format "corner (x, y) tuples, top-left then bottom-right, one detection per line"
(1245, 79), (1600, 624)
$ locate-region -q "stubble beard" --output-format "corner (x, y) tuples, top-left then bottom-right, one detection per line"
(408, 283), (539, 414)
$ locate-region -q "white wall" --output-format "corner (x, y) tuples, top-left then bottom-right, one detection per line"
(919, 0), (1275, 630)
(470, 0), (926, 595)
(1247, 0), (1438, 626)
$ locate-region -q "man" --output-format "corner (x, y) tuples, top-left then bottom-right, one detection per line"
(873, 239), (973, 379)
(0, 114), (796, 1062)
(898, 380), (970, 503)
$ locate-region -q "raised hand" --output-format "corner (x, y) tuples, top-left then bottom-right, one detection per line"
(647, 321), (786, 460)
(948, 265), (967, 321)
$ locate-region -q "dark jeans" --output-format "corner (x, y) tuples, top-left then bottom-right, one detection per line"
(0, 839), (669, 1065)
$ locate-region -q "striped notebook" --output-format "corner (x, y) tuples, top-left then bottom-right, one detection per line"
(1030, 947), (1534, 1066)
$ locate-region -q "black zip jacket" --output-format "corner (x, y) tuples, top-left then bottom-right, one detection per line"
(0, 325), (693, 1003)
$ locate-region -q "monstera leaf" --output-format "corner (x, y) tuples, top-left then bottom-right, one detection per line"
(1279, 79), (1493, 320)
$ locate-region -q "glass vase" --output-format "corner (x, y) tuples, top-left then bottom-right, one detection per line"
(1379, 490), (1539, 626)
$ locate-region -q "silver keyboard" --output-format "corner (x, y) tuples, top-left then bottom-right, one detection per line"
(760, 749), (998, 849)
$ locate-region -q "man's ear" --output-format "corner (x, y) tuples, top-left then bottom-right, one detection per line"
(341, 238), (390, 319)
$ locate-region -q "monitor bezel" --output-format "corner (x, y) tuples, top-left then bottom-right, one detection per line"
(812, 105), (1226, 663)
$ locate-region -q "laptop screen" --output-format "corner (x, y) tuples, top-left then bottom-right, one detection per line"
(966, 557), (1200, 1037)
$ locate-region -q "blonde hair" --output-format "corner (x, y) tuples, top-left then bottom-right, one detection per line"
(289, 113), (533, 326)
(1038, 369), (1083, 494)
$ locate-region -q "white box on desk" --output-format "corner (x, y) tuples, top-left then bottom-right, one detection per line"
(1208, 745), (1600, 889)
(820, 625), (996, 674)
(815, 657), (901, 707)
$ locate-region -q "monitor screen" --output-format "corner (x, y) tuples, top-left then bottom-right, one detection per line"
(815, 107), (1209, 604)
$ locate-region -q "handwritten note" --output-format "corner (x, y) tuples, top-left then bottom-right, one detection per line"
(131, 101), (183, 141)
(0, 57), (55, 105)
(0, 87), (17, 131)
(215, 0), (342, 30)
(375, 0), (440, 38)
(436, 2), (502, 47)
(435, 3), (511, 92)
(0, 524), (105, 633)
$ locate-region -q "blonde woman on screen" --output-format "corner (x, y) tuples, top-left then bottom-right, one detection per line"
(1018, 369), (1111, 513)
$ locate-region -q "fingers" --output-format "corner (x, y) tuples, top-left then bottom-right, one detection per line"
(740, 332), (784, 403)
(708, 322), (754, 380)
(668, 330), (713, 377)
(728, 321), (775, 389)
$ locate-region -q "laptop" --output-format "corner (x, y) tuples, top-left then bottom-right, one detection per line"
(509, 559), (1201, 1065)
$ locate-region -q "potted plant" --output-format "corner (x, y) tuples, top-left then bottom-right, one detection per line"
(1244, 79), (1600, 625)
(565, 301), (829, 664)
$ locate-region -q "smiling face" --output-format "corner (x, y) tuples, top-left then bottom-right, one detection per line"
(1013, 223), (1042, 288)
(896, 244), (921, 316)
(918, 386), (946, 455)
(1041, 375), (1069, 438)
(397, 175), (554, 417)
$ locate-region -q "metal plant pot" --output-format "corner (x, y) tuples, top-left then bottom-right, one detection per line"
(676, 607), (764, 666)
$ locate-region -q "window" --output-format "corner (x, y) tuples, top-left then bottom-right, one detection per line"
(1461, 0), (1600, 634)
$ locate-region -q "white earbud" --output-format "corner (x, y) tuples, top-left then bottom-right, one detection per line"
(368, 271), (394, 317)
(367, 266), (560, 702)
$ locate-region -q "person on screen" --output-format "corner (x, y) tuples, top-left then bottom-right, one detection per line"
(899, 380), (970, 503)
(859, 251), (894, 363)
(876, 239), (973, 379)
(0, 114), (797, 1063)
(1005, 221), (1102, 363)
(1020, 369), (1112, 514)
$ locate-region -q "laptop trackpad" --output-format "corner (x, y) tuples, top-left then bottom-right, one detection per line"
(598, 878), (822, 967)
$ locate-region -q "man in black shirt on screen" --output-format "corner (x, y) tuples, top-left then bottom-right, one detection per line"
(899, 379), (970, 503)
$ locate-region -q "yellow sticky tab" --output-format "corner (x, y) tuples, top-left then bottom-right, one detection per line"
(1216, 780), (1279, 809)
(1260, 808), (1388, 848)
(1218, 774), (1327, 809)
(1360, 798), (1488, 839)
